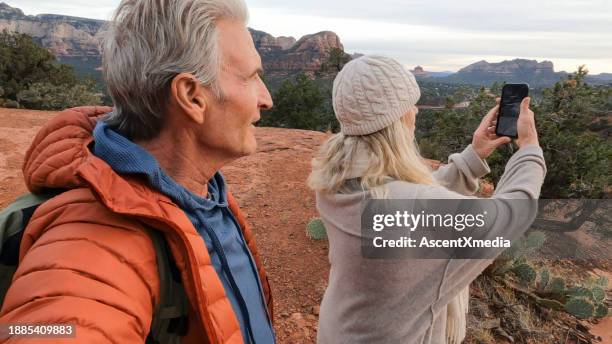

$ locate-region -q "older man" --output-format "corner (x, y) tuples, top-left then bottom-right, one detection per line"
(0, 0), (274, 343)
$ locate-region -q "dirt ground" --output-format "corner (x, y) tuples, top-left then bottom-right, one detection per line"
(0, 108), (609, 343)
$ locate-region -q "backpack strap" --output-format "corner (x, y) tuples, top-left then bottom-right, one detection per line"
(144, 227), (190, 344)
(0, 192), (190, 342)
(0, 191), (61, 255)
(0, 191), (62, 306)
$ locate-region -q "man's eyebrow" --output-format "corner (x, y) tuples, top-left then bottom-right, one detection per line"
(250, 66), (264, 77)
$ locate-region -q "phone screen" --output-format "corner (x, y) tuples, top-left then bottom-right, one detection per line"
(496, 84), (529, 138)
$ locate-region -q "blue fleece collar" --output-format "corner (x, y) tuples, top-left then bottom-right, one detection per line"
(92, 121), (228, 211)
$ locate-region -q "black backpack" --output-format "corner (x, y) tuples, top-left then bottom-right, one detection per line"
(0, 191), (190, 343)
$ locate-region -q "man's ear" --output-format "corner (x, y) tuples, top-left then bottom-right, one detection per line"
(170, 73), (207, 124)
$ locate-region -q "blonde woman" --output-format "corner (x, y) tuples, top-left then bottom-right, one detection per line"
(309, 55), (546, 344)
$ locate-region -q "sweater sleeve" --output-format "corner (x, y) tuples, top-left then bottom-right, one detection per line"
(0, 221), (160, 343)
(415, 144), (547, 313)
(432, 144), (491, 196)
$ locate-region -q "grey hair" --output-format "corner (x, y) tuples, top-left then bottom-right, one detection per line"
(102, 0), (249, 140)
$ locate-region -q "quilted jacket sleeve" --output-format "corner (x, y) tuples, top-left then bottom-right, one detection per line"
(0, 219), (160, 344)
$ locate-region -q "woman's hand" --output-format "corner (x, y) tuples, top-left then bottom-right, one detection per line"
(515, 97), (540, 148)
(472, 100), (512, 160)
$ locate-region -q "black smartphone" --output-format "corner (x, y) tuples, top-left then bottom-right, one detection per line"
(495, 83), (529, 138)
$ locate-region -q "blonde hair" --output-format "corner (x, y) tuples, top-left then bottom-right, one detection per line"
(308, 117), (439, 198)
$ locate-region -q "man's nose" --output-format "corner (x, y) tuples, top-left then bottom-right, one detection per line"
(258, 84), (273, 110)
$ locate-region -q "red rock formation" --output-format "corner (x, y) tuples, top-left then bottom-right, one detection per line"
(412, 66), (428, 77)
(259, 31), (345, 77)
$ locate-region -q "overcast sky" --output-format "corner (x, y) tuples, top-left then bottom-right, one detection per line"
(9, 0), (612, 73)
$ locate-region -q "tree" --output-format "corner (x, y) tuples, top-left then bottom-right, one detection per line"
(0, 30), (101, 109)
(17, 80), (101, 110)
(444, 96), (456, 109)
(416, 72), (611, 199)
(319, 47), (351, 75)
(259, 73), (338, 132)
(531, 67), (611, 198)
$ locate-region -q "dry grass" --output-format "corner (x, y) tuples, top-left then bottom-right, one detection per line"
(467, 327), (495, 344)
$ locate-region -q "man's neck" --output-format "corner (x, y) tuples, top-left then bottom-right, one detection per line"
(136, 130), (232, 197)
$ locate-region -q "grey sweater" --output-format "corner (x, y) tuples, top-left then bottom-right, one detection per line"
(315, 144), (547, 344)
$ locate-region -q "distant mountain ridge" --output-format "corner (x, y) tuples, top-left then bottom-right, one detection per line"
(424, 59), (612, 86)
(0, 2), (343, 79)
(438, 59), (567, 86)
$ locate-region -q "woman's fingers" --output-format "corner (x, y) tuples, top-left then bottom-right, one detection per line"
(478, 104), (500, 130)
(485, 104), (500, 120)
(493, 136), (512, 146)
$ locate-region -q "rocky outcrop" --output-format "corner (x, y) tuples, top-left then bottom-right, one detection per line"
(0, 1), (22, 18)
(293, 31), (343, 53)
(249, 28), (296, 53)
(258, 31), (344, 77)
(412, 66), (428, 78)
(0, 2), (106, 57)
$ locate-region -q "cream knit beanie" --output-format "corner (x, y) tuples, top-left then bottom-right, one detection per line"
(332, 55), (421, 136)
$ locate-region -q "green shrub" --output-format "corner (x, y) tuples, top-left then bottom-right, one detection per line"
(415, 69), (612, 199)
(2, 99), (19, 108)
(0, 30), (101, 110)
(17, 82), (101, 110)
(259, 73), (338, 132)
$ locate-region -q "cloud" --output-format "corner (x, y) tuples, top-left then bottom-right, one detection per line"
(248, 0), (612, 73)
(10, 0), (117, 20)
(7, 0), (612, 73)
(249, 0), (612, 33)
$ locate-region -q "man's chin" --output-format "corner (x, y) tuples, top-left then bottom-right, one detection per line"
(241, 146), (257, 157)
(239, 137), (258, 157)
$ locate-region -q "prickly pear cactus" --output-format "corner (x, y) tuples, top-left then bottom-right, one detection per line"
(595, 276), (608, 287)
(501, 241), (522, 261)
(594, 303), (608, 318)
(524, 231), (546, 250)
(306, 218), (327, 240)
(538, 268), (550, 292)
(591, 286), (605, 302)
(501, 231), (546, 264)
(513, 263), (537, 284)
(549, 277), (566, 297)
(567, 286), (592, 298)
(564, 297), (594, 319)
